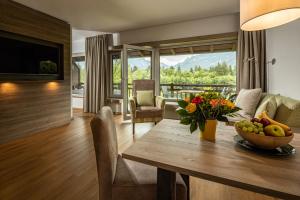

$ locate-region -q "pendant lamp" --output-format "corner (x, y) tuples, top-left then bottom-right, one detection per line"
(240, 0), (300, 31)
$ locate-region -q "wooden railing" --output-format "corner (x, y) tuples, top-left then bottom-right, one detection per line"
(113, 83), (236, 99)
(160, 83), (236, 99)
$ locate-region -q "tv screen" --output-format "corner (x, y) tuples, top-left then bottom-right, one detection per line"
(0, 31), (63, 80)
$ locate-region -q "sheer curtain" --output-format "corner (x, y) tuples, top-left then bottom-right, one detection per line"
(237, 30), (266, 92)
(84, 34), (113, 113)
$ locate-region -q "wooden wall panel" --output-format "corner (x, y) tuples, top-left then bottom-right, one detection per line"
(0, 0), (71, 144)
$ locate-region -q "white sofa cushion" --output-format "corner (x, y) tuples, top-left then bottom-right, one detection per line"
(255, 96), (277, 119)
(235, 88), (262, 117)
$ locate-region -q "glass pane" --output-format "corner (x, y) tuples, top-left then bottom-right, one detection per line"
(72, 57), (85, 109)
(75, 61), (86, 84)
(112, 54), (122, 96)
(160, 51), (236, 99)
(127, 49), (152, 98)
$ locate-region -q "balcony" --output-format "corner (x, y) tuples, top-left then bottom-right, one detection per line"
(113, 83), (236, 100)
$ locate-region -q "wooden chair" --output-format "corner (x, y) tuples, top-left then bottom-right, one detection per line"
(129, 80), (165, 134)
(90, 107), (187, 200)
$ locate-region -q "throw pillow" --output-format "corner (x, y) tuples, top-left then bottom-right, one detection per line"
(255, 96), (277, 119)
(136, 90), (154, 106)
(235, 88), (262, 117)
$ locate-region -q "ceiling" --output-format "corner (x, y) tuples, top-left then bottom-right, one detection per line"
(14, 0), (239, 32)
(72, 30), (106, 42)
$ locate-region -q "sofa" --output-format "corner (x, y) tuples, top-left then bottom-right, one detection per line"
(164, 93), (300, 129)
(228, 93), (300, 129)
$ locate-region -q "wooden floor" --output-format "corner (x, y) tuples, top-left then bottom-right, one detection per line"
(0, 109), (278, 200)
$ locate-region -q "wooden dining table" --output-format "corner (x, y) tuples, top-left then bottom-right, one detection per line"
(122, 119), (300, 200)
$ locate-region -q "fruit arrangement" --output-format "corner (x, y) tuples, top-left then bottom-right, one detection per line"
(235, 111), (294, 149)
(236, 111), (293, 137)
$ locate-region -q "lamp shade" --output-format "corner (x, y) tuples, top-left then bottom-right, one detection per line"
(240, 0), (300, 31)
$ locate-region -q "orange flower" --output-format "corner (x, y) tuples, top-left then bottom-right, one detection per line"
(210, 99), (219, 108)
(184, 97), (190, 103)
(185, 103), (197, 113)
(210, 99), (235, 109)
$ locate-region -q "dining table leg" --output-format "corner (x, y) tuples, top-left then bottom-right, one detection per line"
(180, 174), (189, 200)
(157, 168), (176, 200)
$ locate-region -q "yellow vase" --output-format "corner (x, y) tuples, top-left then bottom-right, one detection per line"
(200, 119), (217, 142)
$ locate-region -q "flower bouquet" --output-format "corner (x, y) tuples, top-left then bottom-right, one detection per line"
(176, 92), (240, 141)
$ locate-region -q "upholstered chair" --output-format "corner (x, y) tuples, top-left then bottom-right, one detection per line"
(90, 107), (187, 200)
(129, 80), (165, 134)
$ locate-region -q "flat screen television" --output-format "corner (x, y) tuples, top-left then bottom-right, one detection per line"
(0, 30), (64, 80)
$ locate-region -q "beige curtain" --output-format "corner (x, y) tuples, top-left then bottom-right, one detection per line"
(237, 30), (266, 92)
(84, 34), (113, 113)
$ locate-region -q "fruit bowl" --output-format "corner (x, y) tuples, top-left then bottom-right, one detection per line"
(234, 124), (294, 149)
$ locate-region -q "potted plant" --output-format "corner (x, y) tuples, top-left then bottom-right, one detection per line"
(176, 92), (240, 142)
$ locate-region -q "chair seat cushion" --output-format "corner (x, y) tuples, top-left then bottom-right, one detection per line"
(136, 106), (163, 118)
(113, 155), (187, 200)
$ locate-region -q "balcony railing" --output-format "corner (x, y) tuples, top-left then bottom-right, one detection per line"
(112, 83), (236, 100)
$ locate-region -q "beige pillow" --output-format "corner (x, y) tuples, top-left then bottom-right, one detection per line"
(235, 88), (262, 117)
(136, 90), (154, 106)
(255, 96), (277, 119)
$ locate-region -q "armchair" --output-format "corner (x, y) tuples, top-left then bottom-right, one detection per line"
(129, 80), (165, 134)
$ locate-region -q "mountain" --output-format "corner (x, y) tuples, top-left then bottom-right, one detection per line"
(175, 52), (236, 70)
(160, 62), (169, 67)
(128, 58), (168, 69)
(128, 58), (150, 69)
(128, 52), (236, 70)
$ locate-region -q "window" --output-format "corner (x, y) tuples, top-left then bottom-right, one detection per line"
(72, 56), (86, 94)
(111, 53), (122, 97)
(160, 51), (237, 99)
(111, 50), (152, 98)
(72, 56), (85, 108)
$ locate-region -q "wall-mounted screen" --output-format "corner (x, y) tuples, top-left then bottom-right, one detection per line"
(0, 30), (64, 80)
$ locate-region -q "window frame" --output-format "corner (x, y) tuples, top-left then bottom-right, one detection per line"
(109, 51), (123, 99)
(158, 44), (238, 100)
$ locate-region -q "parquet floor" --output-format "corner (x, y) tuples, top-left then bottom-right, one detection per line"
(0, 109), (278, 200)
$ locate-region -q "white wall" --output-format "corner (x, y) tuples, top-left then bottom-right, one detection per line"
(119, 14), (239, 44)
(266, 19), (300, 100)
(72, 29), (119, 55)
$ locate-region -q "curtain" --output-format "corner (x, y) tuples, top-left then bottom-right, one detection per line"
(237, 30), (266, 92)
(84, 34), (113, 113)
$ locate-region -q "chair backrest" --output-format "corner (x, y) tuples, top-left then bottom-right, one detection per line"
(132, 80), (155, 97)
(90, 106), (118, 200)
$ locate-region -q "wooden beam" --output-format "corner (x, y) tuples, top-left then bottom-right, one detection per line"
(138, 50), (144, 57)
(170, 48), (175, 55)
(210, 45), (214, 52)
(189, 47), (194, 54)
(232, 44), (236, 51)
(112, 32), (238, 50)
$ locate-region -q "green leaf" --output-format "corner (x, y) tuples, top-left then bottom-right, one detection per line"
(180, 117), (191, 125)
(176, 108), (189, 116)
(198, 120), (206, 132)
(190, 93), (195, 100)
(217, 115), (228, 122)
(190, 120), (198, 133)
(177, 100), (188, 108)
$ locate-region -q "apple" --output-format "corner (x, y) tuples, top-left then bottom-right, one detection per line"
(260, 118), (271, 127)
(264, 125), (285, 137)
